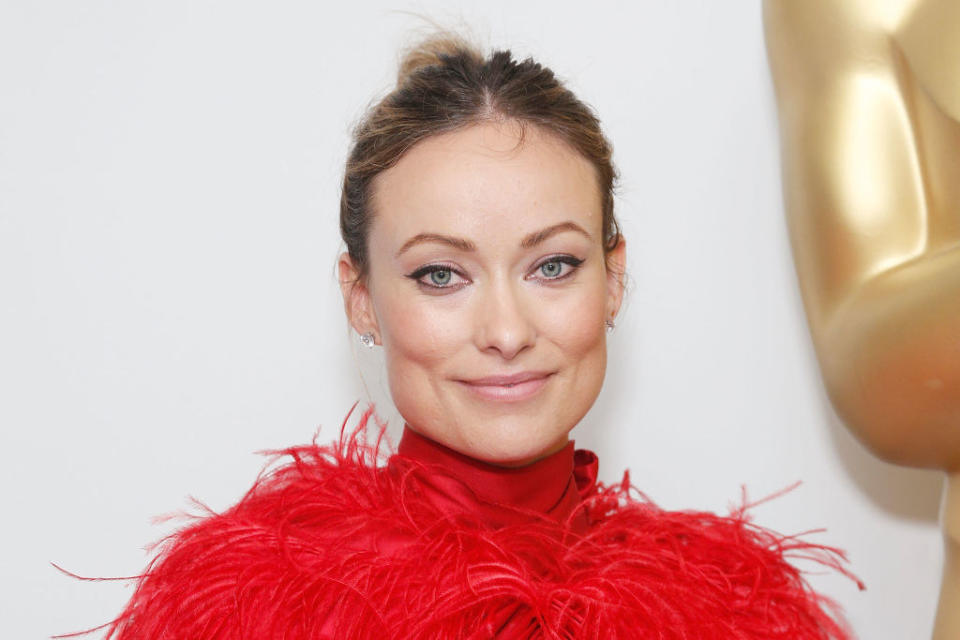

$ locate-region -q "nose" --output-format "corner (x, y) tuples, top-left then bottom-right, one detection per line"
(473, 278), (536, 360)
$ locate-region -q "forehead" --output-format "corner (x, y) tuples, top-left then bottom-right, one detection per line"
(369, 121), (603, 246)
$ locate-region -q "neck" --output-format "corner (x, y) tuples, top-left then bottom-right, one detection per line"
(394, 425), (590, 532)
(935, 472), (960, 640)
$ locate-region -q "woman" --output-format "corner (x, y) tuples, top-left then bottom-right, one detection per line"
(97, 36), (858, 639)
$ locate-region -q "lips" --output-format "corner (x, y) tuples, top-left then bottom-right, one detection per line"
(457, 371), (554, 402)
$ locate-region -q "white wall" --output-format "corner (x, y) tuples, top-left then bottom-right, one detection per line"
(0, 2), (942, 638)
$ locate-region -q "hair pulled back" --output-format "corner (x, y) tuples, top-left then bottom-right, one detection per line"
(340, 35), (620, 280)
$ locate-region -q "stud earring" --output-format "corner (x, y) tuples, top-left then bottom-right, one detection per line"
(359, 332), (376, 348)
(605, 318), (615, 332)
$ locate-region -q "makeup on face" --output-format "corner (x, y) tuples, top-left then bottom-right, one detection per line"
(357, 121), (624, 465)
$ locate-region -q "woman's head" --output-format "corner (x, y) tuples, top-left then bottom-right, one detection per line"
(339, 36), (625, 465)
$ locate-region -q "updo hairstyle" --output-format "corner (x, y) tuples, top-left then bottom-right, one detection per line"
(340, 35), (620, 282)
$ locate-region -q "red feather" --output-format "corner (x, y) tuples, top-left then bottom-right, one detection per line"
(64, 404), (861, 639)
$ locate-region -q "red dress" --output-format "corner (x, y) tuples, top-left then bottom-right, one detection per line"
(92, 406), (860, 639)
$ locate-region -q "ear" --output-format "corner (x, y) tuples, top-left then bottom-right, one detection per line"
(604, 235), (627, 322)
(337, 252), (380, 344)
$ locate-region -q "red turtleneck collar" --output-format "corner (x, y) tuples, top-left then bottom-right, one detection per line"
(392, 426), (598, 534)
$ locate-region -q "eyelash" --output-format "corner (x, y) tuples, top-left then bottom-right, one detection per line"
(405, 255), (585, 292)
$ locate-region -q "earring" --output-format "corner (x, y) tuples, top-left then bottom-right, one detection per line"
(605, 318), (615, 332)
(359, 332), (376, 348)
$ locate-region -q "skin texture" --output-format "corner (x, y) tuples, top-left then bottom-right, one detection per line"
(339, 121), (626, 466)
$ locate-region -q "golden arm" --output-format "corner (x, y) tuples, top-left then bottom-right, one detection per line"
(763, 1), (960, 636)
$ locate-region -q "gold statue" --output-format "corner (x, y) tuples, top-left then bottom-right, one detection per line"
(764, 1), (960, 637)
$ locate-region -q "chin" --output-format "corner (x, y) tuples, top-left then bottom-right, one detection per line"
(392, 369), (597, 465)
(459, 418), (571, 466)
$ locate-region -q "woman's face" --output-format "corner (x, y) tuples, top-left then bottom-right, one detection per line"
(339, 121), (625, 465)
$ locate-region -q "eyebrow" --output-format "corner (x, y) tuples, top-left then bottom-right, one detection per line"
(395, 221), (592, 257)
(520, 221), (591, 248)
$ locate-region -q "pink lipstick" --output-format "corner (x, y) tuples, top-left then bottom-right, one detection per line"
(457, 371), (553, 402)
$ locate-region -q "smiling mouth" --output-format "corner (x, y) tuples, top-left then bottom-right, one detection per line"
(457, 372), (554, 402)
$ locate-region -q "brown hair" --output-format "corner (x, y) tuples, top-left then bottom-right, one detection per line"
(340, 35), (620, 281)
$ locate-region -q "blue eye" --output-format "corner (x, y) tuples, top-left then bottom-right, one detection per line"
(540, 261), (563, 278)
(429, 269), (452, 286)
(533, 256), (584, 281)
(406, 264), (467, 292)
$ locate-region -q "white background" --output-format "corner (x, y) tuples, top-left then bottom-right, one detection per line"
(0, 1), (944, 638)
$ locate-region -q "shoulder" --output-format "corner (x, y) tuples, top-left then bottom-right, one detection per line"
(578, 480), (860, 638)
(764, 0), (911, 83)
(105, 431), (408, 639)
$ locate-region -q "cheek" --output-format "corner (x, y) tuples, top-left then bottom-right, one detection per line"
(375, 288), (465, 376)
(372, 289), (471, 436)
(536, 279), (609, 427)
(538, 280), (608, 358)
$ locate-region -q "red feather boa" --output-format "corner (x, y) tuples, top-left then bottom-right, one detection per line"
(64, 405), (861, 639)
